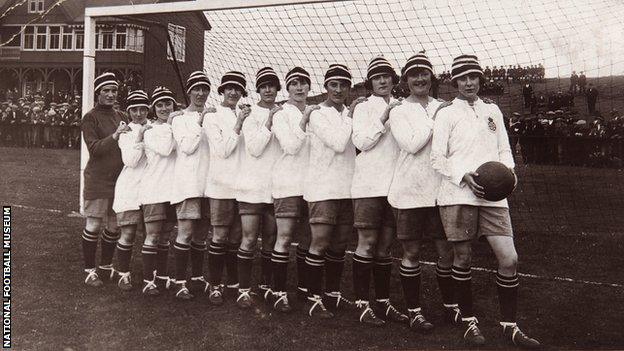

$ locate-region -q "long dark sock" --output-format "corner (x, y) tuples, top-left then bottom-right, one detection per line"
(81, 229), (99, 270)
(296, 246), (308, 293)
(496, 272), (519, 322)
(190, 240), (207, 278)
(373, 256), (393, 300)
(116, 242), (133, 273)
(237, 248), (254, 290)
(156, 242), (170, 278)
(452, 265), (474, 319)
(436, 264), (455, 306)
(305, 252), (325, 296)
(225, 242), (239, 286)
(142, 244), (158, 281)
(173, 241), (190, 282)
(260, 249), (273, 287)
(325, 250), (345, 293)
(208, 241), (227, 286)
(272, 250), (290, 292)
(100, 229), (120, 266)
(352, 254), (373, 302)
(400, 264), (422, 309)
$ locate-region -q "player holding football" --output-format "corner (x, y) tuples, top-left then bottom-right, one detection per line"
(271, 67), (314, 309)
(204, 71), (251, 307)
(170, 71), (212, 300)
(388, 53), (460, 332)
(81, 72), (128, 286)
(303, 64), (356, 319)
(431, 54), (540, 348)
(139, 86), (178, 295)
(349, 56), (405, 326)
(112, 90), (151, 291)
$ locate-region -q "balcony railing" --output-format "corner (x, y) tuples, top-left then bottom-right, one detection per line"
(0, 47), (20, 60)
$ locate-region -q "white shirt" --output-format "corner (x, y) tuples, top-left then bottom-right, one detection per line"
(387, 97), (442, 209)
(304, 104), (355, 202)
(431, 97), (515, 208)
(271, 103), (310, 199)
(170, 110), (210, 204)
(204, 104), (244, 199)
(351, 95), (399, 198)
(113, 121), (148, 213)
(140, 122), (176, 205)
(236, 105), (281, 204)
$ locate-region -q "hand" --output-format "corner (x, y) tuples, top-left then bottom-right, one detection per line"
(387, 98), (403, 110)
(137, 124), (152, 142)
(113, 121), (130, 140)
(201, 107), (217, 117)
(462, 172), (485, 198)
(237, 104), (252, 121)
(349, 97), (367, 111)
(303, 105), (320, 119)
(167, 110), (184, 125)
(269, 104), (283, 117)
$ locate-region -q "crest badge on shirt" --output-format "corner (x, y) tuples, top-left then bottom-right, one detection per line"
(487, 117), (497, 132)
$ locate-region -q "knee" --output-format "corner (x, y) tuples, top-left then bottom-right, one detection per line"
(498, 252), (518, 272)
(401, 247), (419, 263)
(454, 248), (472, 267)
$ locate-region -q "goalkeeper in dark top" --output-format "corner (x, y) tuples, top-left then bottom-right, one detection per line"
(430, 55), (540, 349)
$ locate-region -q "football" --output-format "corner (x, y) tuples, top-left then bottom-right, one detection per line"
(474, 161), (516, 201)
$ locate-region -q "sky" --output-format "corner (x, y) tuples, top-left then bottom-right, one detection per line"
(198, 0), (624, 103)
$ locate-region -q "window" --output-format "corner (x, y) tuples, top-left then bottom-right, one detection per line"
(101, 28), (114, 50)
(62, 26), (72, 50)
(127, 28), (136, 51)
(23, 26), (34, 49)
(75, 30), (84, 49)
(36, 26), (47, 49)
(28, 0), (44, 13)
(167, 23), (186, 62)
(135, 29), (144, 52)
(115, 27), (126, 50)
(49, 26), (60, 50)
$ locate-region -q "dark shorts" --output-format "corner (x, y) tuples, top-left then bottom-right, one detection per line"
(142, 202), (177, 223)
(210, 198), (239, 226)
(274, 196), (307, 219)
(239, 202), (275, 216)
(393, 207), (445, 241)
(175, 197), (210, 220)
(353, 197), (396, 229)
(83, 198), (115, 219)
(308, 199), (354, 226)
(117, 209), (144, 227)
(439, 205), (513, 242)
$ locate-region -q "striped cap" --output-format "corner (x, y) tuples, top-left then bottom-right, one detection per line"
(285, 67), (311, 89)
(367, 56), (396, 80)
(256, 67), (280, 90)
(324, 64), (352, 86)
(401, 52), (434, 77)
(218, 71), (246, 95)
(94, 72), (118, 94)
(126, 90), (149, 111)
(186, 71), (211, 95)
(150, 86), (176, 107)
(451, 54), (483, 81)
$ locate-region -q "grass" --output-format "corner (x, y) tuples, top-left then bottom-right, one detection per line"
(3, 146), (624, 350)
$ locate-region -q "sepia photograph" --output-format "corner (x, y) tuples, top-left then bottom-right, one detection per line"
(1, 0), (623, 349)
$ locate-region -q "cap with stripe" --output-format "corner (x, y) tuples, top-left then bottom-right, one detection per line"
(94, 72), (119, 94)
(217, 71), (246, 95)
(401, 52), (434, 77)
(126, 90), (149, 111)
(367, 56), (396, 81)
(451, 54), (483, 81)
(285, 67), (311, 89)
(185, 70), (211, 95)
(255, 67), (281, 91)
(324, 63), (352, 86)
(150, 86), (177, 107)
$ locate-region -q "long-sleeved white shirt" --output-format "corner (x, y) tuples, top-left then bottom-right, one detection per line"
(140, 123), (176, 205)
(170, 110), (210, 204)
(236, 105), (281, 203)
(204, 104), (244, 199)
(304, 104), (356, 202)
(113, 121), (148, 213)
(271, 103), (310, 199)
(387, 97), (443, 209)
(351, 95), (399, 198)
(431, 97), (515, 208)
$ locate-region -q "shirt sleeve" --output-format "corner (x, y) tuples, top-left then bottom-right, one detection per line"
(118, 130), (144, 167)
(493, 106), (515, 169)
(81, 113), (119, 157)
(204, 112), (240, 159)
(430, 109), (465, 186)
(389, 107), (433, 154)
(242, 114), (272, 157)
(144, 125), (174, 157)
(309, 110), (352, 153)
(172, 115), (202, 155)
(272, 110), (307, 155)
(351, 104), (386, 151)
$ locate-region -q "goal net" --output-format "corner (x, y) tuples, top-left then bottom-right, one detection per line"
(76, 0), (624, 234)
